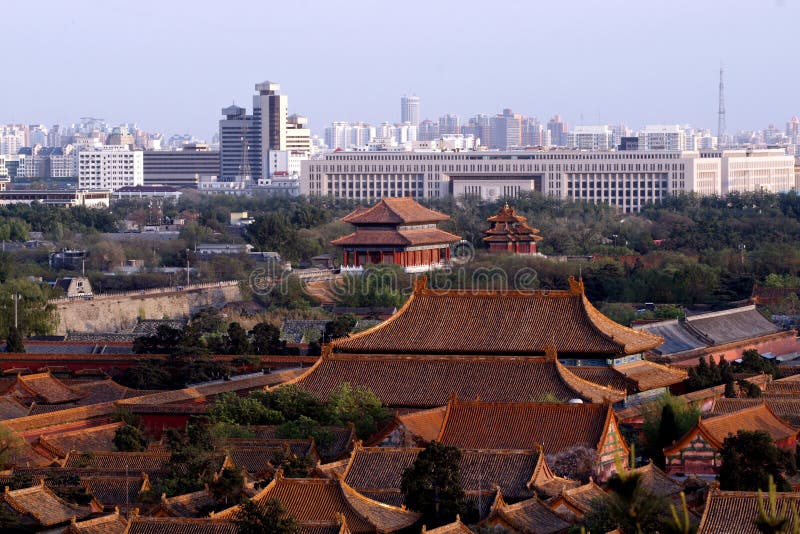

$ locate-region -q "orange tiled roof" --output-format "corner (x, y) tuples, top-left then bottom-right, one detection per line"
(0, 396), (30, 420)
(37, 422), (123, 458)
(483, 204), (544, 243)
(423, 516), (474, 534)
(698, 489), (800, 534)
(343, 446), (543, 502)
(628, 462), (683, 498)
(155, 489), (216, 518)
(333, 277), (662, 356)
(214, 474), (420, 534)
(435, 400), (625, 455)
(287, 353), (625, 408)
(66, 511), (127, 534)
(548, 479), (607, 515)
(13, 372), (84, 404)
(2, 481), (93, 526)
(340, 197), (450, 225)
(665, 403), (798, 454)
(82, 475), (150, 508)
(713, 398), (800, 428)
(66, 511), (128, 534)
(127, 516), (237, 534)
(331, 227), (461, 247)
(484, 490), (571, 534)
(611, 360), (687, 391)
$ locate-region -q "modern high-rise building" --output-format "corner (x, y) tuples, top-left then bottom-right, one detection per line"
(418, 120), (439, 142)
(219, 104), (260, 181)
(438, 114), (460, 136)
(638, 125), (686, 151)
(521, 118), (545, 147)
(490, 109), (522, 150)
(143, 144), (219, 188)
(547, 116), (568, 146)
(77, 145), (143, 191)
(401, 95), (420, 126)
(219, 81), (310, 180)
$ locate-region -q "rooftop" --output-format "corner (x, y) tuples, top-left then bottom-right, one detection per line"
(698, 489), (800, 534)
(333, 277), (662, 356)
(340, 197), (450, 225)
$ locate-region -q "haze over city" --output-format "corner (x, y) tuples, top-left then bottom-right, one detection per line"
(2, 0), (798, 138)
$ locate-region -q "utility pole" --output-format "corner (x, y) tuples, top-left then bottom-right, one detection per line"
(11, 293), (20, 330)
(186, 250), (190, 286)
(718, 66), (726, 147)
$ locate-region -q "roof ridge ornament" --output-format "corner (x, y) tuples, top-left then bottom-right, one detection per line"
(567, 276), (584, 295)
(413, 275), (428, 293)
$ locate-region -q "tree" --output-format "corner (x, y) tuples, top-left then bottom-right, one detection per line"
(225, 322), (251, 355)
(233, 498), (299, 534)
(4, 326), (24, 353)
(653, 404), (681, 470)
(546, 446), (598, 484)
(209, 468), (246, 509)
(249, 323), (283, 355)
(583, 470), (668, 534)
(0, 425), (22, 469)
(323, 315), (357, 342)
(641, 394), (699, 465)
(326, 382), (390, 439)
(114, 425), (147, 452)
(724, 380), (737, 398)
(718, 430), (791, 492)
(401, 442), (468, 528)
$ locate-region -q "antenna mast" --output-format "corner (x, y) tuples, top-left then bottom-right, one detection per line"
(717, 67), (726, 148)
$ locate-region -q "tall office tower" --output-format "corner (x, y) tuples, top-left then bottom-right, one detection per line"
(219, 105), (260, 181)
(418, 119), (439, 141)
(787, 117), (800, 144)
(254, 81), (288, 154)
(401, 95), (420, 126)
(547, 115), (568, 146)
(521, 117), (544, 147)
(490, 109), (522, 150)
(438, 114), (460, 136)
(350, 122), (375, 147)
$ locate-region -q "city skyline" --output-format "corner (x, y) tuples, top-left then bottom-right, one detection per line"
(1, 0), (799, 140)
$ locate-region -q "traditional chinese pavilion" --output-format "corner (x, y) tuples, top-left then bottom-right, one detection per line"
(483, 203), (543, 254)
(331, 197), (461, 271)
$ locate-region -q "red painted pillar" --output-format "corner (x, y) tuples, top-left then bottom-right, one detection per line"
(343, 250), (349, 266)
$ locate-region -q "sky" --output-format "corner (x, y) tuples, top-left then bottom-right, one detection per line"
(2, 0), (798, 140)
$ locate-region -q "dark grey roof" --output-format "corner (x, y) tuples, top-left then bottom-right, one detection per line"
(686, 305), (780, 345)
(67, 332), (138, 343)
(280, 320), (330, 343)
(131, 318), (186, 335)
(636, 320), (708, 355)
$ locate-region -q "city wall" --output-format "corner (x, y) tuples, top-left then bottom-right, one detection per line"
(53, 282), (242, 334)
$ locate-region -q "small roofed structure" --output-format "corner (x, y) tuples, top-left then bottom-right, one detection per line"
(213, 472), (420, 534)
(332, 197), (461, 273)
(547, 479), (607, 521)
(65, 511), (128, 534)
(483, 203), (543, 255)
(422, 515), (473, 534)
(664, 403), (798, 476)
(8, 371), (84, 405)
(482, 489), (571, 534)
(1, 481), (97, 528)
(697, 489), (800, 534)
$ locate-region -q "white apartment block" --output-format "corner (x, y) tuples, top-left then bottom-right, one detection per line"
(566, 126), (613, 150)
(78, 145), (143, 190)
(301, 149), (794, 213)
(638, 125), (686, 151)
(717, 149), (795, 194)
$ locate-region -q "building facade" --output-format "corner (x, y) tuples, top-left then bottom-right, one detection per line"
(77, 146), (143, 191)
(301, 149), (794, 213)
(400, 95), (420, 126)
(0, 190), (110, 207)
(143, 144), (219, 188)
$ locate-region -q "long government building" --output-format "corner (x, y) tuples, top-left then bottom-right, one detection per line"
(301, 148), (794, 212)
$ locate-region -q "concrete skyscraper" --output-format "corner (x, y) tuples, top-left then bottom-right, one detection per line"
(219, 81), (310, 181)
(401, 95), (420, 126)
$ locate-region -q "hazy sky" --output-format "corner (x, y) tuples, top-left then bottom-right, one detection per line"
(2, 0), (797, 140)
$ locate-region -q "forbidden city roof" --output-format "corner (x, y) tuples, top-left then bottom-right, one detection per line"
(214, 473), (420, 534)
(331, 227), (462, 247)
(287, 352), (626, 407)
(342, 446), (544, 503)
(433, 400), (624, 455)
(483, 203), (544, 244)
(332, 277), (662, 356)
(340, 197), (450, 225)
(698, 489), (800, 534)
